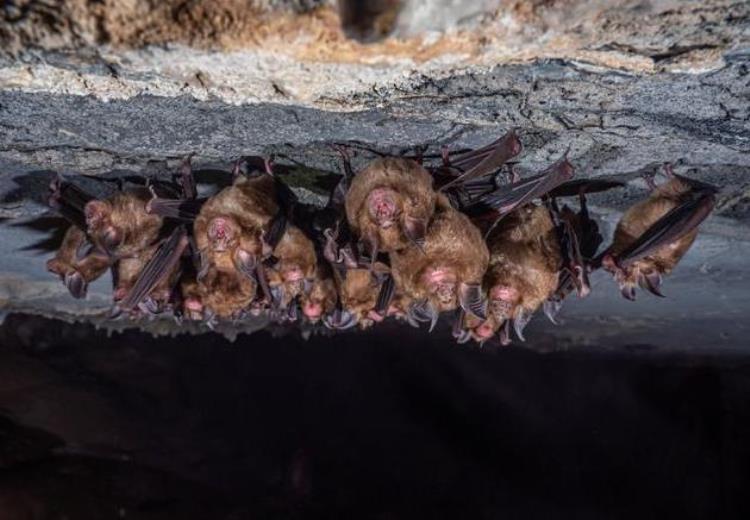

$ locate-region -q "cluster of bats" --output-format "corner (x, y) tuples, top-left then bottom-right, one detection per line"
(45, 131), (717, 344)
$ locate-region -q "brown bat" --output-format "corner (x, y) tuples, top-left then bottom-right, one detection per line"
(345, 157), (437, 255)
(390, 194), (490, 330)
(599, 164), (716, 300)
(47, 176), (185, 310)
(191, 173), (276, 319)
(298, 261), (338, 324)
(265, 225), (318, 319)
(460, 203), (563, 344)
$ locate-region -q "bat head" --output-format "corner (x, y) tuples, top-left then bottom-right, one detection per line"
(422, 267), (458, 310)
(84, 200), (121, 252)
(367, 187), (403, 229)
(183, 295), (205, 321)
(207, 216), (240, 253)
(462, 312), (503, 343)
(300, 278), (336, 324)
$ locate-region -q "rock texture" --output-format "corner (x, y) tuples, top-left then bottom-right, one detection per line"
(0, 0), (748, 347)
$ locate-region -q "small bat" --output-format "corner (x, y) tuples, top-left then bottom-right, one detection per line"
(47, 176), (170, 306)
(390, 194), (490, 330)
(460, 203), (562, 344)
(299, 261), (338, 324)
(597, 164), (717, 300)
(264, 225), (318, 316)
(345, 156), (437, 254)
(327, 260), (394, 330)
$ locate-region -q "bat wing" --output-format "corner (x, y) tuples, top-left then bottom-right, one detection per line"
(608, 190), (716, 268)
(146, 197), (207, 221)
(464, 154), (575, 222)
(373, 272), (396, 316)
(439, 130), (522, 190)
(48, 175), (97, 230)
(547, 178), (625, 198)
(118, 226), (189, 311)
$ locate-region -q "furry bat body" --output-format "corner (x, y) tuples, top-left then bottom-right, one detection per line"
(391, 194), (490, 327)
(464, 203), (562, 343)
(600, 167), (716, 300)
(345, 157), (436, 254)
(47, 181), (177, 306)
(192, 172), (318, 319)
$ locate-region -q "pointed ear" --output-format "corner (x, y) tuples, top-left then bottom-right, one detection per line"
(408, 299), (439, 332)
(638, 270), (665, 297)
(512, 306), (533, 342)
(459, 283), (487, 320)
(403, 215), (427, 250)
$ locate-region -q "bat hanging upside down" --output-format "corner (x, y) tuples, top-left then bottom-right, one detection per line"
(598, 164), (717, 300)
(390, 194), (490, 330)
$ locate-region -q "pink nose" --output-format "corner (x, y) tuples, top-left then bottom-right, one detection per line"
(185, 298), (203, 312)
(475, 322), (495, 339)
(303, 302), (322, 319)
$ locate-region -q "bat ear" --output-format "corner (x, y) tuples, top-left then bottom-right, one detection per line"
(403, 216), (427, 251)
(408, 299), (439, 333)
(512, 307), (533, 342)
(323, 307), (358, 330)
(459, 283), (487, 321)
(499, 320), (513, 346)
(543, 298), (562, 325)
(233, 249), (257, 279)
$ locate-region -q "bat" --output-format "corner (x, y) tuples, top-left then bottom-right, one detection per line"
(390, 194), (490, 331)
(47, 176), (172, 308)
(597, 164), (717, 300)
(460, 203), (563, 344)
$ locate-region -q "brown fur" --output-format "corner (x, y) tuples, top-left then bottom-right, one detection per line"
(607, 177), (698, 286)
(201, 267), (257, 319)
(46, 225), (110, 284)
(391, 195), (489, 313)
(345, 157), (437, 252)
(334, 262), (392, 329)
(300, 261), (338, 322)
(86, 189), (163, 259)
(266, 226), (318, 308)
(469, 203), (562, 339)
(192, 175), (280, 317)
